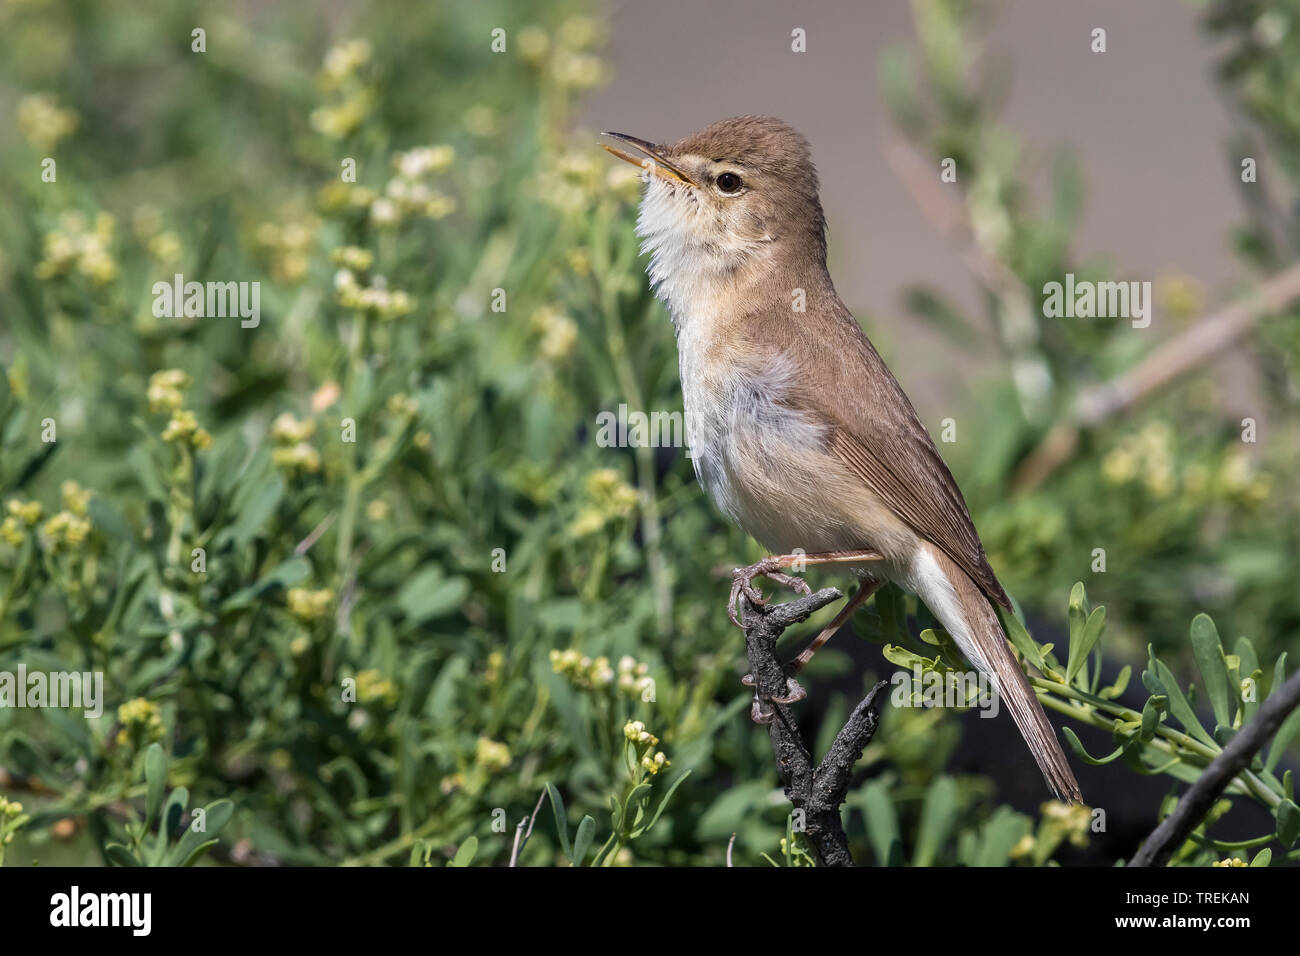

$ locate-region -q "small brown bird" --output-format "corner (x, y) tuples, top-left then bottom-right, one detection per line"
(602, 115), (1082, 803)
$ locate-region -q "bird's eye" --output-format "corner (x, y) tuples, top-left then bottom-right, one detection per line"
(715, 172), (743, 195)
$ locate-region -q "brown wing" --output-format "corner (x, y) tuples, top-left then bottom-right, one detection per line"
(752, 299), (1011, 609)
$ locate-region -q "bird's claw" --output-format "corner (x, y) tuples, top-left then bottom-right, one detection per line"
(728, 558), (812, 629)
(742, 673), (806, 721)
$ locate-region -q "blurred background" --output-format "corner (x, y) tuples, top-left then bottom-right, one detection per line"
(0, 0), (1297, 867)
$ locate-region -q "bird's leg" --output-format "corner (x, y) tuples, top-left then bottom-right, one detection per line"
(734, 551), (884, 717)
(758, 580), (881, 706)
(728, 549), (882, 628)
(789, 579), (882, 674)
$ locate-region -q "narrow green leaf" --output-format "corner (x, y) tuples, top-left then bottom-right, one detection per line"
(1148, 651), (1216, 748)
(1189, 614), (1231, 729)
(1062, 727), (1124, 765)
(998, 607), (1045, 671)
(144, 743), (167, 832)
(1276, 800), (1300, 848)
(913, 775), (959, 868)
(544, 783), (571, 858)
(1067, 606), (1106, 688)
(637, 769), (693, 837)
(570, 815), (596, 866)
(165, 799), (233, 867)
(1266, 705), (1300, 773)
(859, 780), (903, 867)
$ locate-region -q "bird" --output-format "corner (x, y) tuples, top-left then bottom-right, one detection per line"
(601, 115), (1082, 804)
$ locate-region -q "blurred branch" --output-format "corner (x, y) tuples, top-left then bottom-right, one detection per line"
(1015, 261), (1300, 490)
(741, 587), (888, 867)
(1129, 670), (1300, 867)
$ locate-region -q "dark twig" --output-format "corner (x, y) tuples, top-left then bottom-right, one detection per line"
(1129, 670), (1300, 867)
(741, 588), (889, 867)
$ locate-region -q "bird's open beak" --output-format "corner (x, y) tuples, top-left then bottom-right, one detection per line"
(600, 131), (696, 186)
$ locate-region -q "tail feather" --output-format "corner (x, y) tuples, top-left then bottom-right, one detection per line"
(917, 549), (1084, 804)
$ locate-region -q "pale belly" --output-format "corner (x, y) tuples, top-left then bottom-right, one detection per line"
(681, 357), (920, 577)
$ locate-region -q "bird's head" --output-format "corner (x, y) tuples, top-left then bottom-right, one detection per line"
(601, 116), (827, 289)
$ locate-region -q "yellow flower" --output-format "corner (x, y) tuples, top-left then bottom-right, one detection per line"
(6, 499), (43, 525)
(0, 517), (24, 547)
(17, 92), (79, 151)
(475, 737), (512, 772)
(115, 698), (164, 748)
(558, 16), (604, 51)
(551, 51), (606, 90)
(517, 26), (550, 65)
(148, 369), (191, 412)
(394, 145), (454, 178)
(147, 231), (182, 263)
(270, 412), (316, 444)
(287, 587), (334, 621)
(61, 481), (92, 517)
(320, 39), (371, 87)
(1101, 448), (1136, 485)
(42, 510), (91, 549)
(329, 246), (374, 271)
(34, 212), (118, 285)
(354, 668), (397, 705)
(162, 409), (211, 450)
(272, 442), (321, 473)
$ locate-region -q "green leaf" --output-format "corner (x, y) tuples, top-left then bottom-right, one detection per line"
(144, 743), (167, 832)
(998, 606), (1045, 671)
(914, 775), (959, 867)
(570, 815), (596, 866)
(1250, 848), (1272, 867)
(1062, 726), (1124, 765)
(1235, 638), (1261, 723)
(1266, 704), (1300, 773)
(1067, 606), (1106, 688)
(1147, 650), (1216, 748)
(1140, 696), (1165, 741)
(165, 799), (233, 867)
(448, 836), (478, 867)
(1190, 614), (1231, 729)
(104, 843), (140, 867)
(1100, 664), (1131, 700)
(635, 769), (692, 837)
(177, 839), (220, 867)
(221, 556), (311, 612)
(396, 566), (469, 624)
(1276, 799), (1300, 848)
(544, 783), (571, 858)
(971, 806), (1028, 867)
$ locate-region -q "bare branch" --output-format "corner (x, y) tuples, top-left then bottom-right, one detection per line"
(741, 588), (889, 867)
(1129, 669), (1300, 867)
(1015, 262), (1300, 490)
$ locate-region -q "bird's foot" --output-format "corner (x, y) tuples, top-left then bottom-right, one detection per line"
(728, 557), (812, 628)
(741, 672), (807, 722)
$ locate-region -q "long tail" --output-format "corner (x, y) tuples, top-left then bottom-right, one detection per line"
(915, 548), (1084, 804)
